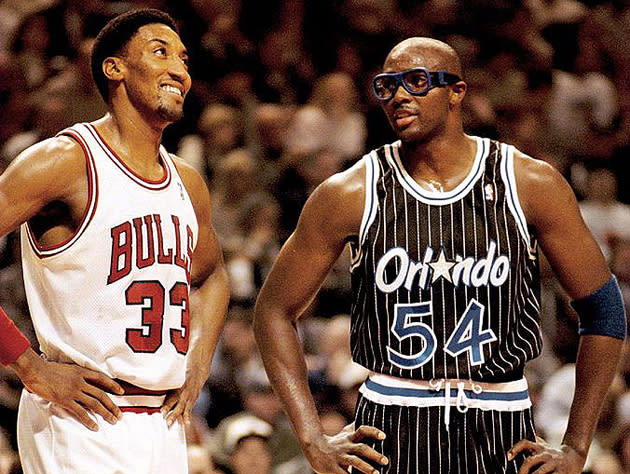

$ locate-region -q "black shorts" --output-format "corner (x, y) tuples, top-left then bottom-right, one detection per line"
(354, 392), (536, 474)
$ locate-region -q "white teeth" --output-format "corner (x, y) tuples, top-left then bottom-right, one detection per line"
(161, 85), (182, 96)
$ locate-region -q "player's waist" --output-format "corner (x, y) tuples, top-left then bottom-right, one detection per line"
(36, 348), (185, 409)
(360, 372), (531, 412)
(110, 379), (169, 414)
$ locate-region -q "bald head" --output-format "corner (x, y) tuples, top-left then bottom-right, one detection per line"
(384, 37), (462, 77)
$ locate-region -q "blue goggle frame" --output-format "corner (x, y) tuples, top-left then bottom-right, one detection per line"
(372, 67), (461, 102)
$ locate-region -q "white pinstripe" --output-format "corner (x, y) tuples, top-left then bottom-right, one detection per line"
(349, 137), (542, 396)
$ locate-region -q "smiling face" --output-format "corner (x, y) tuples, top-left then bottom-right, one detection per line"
(379, 38), (464, 144)
(114, 23), (191, 124)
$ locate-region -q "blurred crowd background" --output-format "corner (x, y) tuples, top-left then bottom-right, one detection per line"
(1, 0), (630, 473)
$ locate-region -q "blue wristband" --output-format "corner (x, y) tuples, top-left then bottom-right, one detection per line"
(571, 275), (627, 340)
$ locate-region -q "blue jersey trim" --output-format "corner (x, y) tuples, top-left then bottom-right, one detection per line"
(364, 378), (530, 401)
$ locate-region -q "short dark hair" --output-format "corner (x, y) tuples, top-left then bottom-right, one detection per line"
(91, 9), (178, 102)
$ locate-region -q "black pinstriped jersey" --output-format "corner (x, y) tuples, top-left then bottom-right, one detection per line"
(348, 137), (542, 383)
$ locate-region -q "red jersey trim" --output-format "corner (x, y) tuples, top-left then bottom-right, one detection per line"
(115, 379), (169, 396)
(119, 406), (162, 414)
(25, 129), (99, 258)
(114, 379), (169, 414)
(86, 123), (172, 190)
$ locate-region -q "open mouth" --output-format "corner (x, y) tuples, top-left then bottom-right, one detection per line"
(160, 84), (184, 97)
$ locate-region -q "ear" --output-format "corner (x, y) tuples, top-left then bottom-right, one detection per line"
(102, 57), (125, 81)
(449, 81), (467, 107)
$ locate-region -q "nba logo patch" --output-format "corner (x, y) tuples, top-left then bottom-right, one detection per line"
(528, 239), (538, 261)
(484, 184), (494, 202)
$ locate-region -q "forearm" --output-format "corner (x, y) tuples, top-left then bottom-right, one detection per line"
(562, 334), (623, 456)
(187, 266), (230, 382)
(253, 305), (324, 448)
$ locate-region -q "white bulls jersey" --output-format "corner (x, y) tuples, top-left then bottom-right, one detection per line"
(20, 122), (198, 390)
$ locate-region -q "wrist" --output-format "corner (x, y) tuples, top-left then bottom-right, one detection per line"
(9, 348), (43, 386)
(560, 440), (589, 460)
(185, 364), (209, 386)
(298, 427), (326, 451)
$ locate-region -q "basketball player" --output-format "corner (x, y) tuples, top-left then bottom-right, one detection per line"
(0, 9), (229, 473)
(253, 37), (625, 474)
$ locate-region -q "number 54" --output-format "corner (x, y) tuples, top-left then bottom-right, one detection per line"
(387, 299), (497, 369)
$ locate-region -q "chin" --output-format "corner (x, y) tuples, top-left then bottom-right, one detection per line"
(157, 104), (184, 123)
(397, 123), (439, 144)
(397, 128), (422, 142)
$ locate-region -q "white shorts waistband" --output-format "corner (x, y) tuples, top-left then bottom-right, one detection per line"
(111, 379), (168, 413)
(109, 393), (166, 410)
(359, 373), (531, 412)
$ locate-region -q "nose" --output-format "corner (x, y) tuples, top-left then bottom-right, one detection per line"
(391, 82), (411, 104)
(168, 57), (190, 85)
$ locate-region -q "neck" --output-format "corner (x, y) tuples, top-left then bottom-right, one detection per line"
(94, 101), (167, 167)
(400, 128), (475, 183)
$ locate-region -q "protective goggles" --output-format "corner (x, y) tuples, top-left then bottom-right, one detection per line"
(372, 67), (461, 102)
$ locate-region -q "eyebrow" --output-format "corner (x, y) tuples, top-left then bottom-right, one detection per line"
(149, 38), (188, 56)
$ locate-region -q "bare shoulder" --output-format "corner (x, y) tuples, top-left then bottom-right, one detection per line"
(299, 158), (367, 240)
(512, 149), (562, 188)
(13, 134), (85, 168)
(169, 154), (206, 189)
(512, 148), (577, 231)
(169, 154), (212, 218)
(315, 157), (365, 204)
(170, 154), (209, 197)
(4, 135), (86, 197)
(0, 135), (87, 234)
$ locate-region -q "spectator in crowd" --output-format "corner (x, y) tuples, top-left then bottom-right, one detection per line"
(227, 193), (281, 304)
(237, 363), (303, 468)
(10, 12), (55, 90)
(613, 424), (630, 473)
(285, 72), (366, 161)
(36, 37), (108, 127)
(187, 444), (220, 474)
(1, 94), (68, 163)
(547, 41), (619, 157)
(579, 168), (630, 260)
(210, 148), (260, 250)
(212, 412), (274, 474)
(0, 427), (19, 474)
(178, 104), (244, 179)
(274, 147), (345, 240)
(249, 103), (294, 184)
(205, 306), (258, 427)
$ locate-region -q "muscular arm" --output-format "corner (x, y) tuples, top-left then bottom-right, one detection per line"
(1, 137), (124, 430)
(162, 158), (229, 426)
(510, 152), (623, 473)
(254, 163), (387, 474)
(0, 137), (85, 236)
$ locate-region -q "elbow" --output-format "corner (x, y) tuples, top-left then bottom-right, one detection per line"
(253, 298), (294, 349)
(252, 299), (271, 345)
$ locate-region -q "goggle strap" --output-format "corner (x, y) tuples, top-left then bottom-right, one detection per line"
(436, 70), (446, 86)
